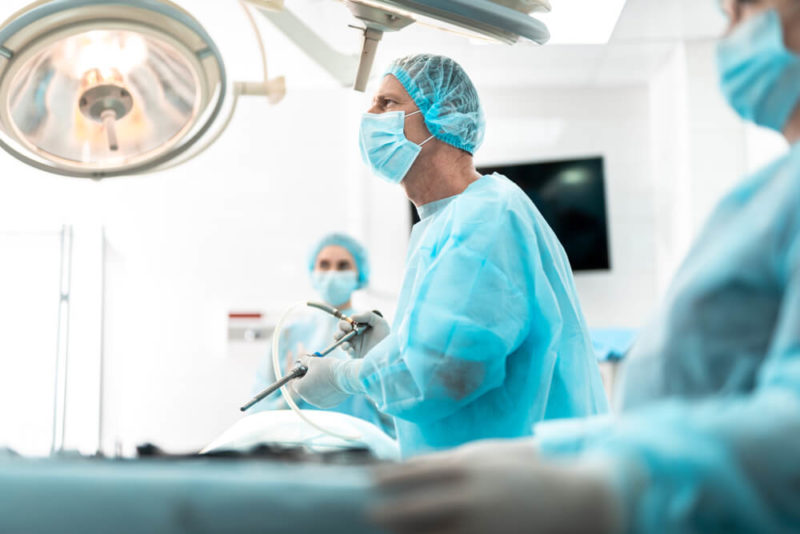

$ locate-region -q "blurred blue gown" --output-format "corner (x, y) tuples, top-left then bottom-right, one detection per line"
(252, 308), (394, 437)
(539, 145), (800, 533)
(356, 173), (609, 456)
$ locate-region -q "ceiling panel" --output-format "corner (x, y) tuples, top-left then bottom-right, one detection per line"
(591, 42), (676, 87)
(611, 0), (726, 42)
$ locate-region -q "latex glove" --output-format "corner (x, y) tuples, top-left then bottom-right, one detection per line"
(370, 440), (622, 534)
(293, 355), (364, 408)
(334, 311), (390, 359)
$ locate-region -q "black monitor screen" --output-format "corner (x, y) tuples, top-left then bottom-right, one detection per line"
(411, 157), (611, 271)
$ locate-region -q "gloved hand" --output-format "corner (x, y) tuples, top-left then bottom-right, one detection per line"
(293, 355), (364, 408)
(334, 311), (390, 359)
(369, 439), (622, 534)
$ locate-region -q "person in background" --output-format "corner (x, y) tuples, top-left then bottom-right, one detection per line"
(294, 54), (608, 457)
(251, 233), (393, 436)
(367, 1), (800, 532)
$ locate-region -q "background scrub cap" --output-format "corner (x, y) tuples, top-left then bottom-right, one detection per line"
(308, 233), (370, 289)
(386, 54), (486, 154)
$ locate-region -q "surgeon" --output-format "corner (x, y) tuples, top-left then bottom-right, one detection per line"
(367, 1), (800, 532)
(294, 54), (608, 457)
(251, 233), (392, 435)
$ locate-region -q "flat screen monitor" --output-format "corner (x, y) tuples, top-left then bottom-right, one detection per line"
(410, 156), (611, 271)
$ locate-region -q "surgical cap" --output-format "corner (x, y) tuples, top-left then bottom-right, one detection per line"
(308, 233), (370, 289)
(386, 54), (485, 154)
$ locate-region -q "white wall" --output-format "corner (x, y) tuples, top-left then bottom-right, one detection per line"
(682, 41), (749, 233)
(646, 39), (786, 298)
(649, 45), (692, 295)
(0, 231), (61, 456)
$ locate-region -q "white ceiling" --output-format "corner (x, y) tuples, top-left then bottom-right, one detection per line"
(591, 0), (727, 87)
(612, 0), (726, 42)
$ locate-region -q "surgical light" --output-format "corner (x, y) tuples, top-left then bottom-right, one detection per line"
(343, 0), (552, 90)
(0, 0), (228, 178)
(257, 0), (551, 92)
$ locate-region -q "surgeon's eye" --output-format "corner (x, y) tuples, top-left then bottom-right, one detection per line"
(318, 260), (331, 270)
(336, 260), (353, 271)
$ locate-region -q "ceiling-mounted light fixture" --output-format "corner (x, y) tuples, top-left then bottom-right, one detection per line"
(257, 0), (551, 92)
(344, 0), (552, 91)
(0, 0), (285, 179)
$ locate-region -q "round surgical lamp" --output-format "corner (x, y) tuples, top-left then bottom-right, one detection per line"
(0, 0), (227, 178)
(344, 0), (552, 91)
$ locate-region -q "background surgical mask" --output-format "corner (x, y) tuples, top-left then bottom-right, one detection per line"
(311, 271), (359, 307)
(717, 8), (800, 131)
(359, 110), (433, 184)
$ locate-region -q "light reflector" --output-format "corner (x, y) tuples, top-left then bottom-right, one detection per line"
(0, 0), (226, 178)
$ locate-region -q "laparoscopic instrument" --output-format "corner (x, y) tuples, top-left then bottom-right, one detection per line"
(239, 302), (382, 412)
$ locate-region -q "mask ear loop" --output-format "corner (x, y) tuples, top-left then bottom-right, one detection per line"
(405, 109), (434, 147)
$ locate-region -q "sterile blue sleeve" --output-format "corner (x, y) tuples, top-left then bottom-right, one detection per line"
(357, 215), (531, 424)
(541, 250), (800, 533)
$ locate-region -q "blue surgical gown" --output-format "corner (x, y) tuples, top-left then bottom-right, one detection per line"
(252, 307), (394, 436)
(539, 145), (800, 533)
(356, 173), (609, 456)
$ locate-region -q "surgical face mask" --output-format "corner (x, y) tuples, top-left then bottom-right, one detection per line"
(311, 270), (358, 307)
(717, 8), (800, 131)
(359, 110), (434, 184)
